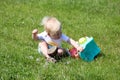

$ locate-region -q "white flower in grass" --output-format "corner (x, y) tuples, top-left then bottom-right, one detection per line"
(36, 58), (40, 62)
(66, 61), (71, 64)
(43, 62), (49, 67)
(29, 56), (34, 59)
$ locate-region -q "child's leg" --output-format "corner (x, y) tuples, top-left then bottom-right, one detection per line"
(38, 41), (51, 58)
(57, 48), (66, 56)
(38, 41), (57, 63)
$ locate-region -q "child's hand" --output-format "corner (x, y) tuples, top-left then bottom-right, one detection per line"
(32, 29), (38, 34)
(32, 29), (38, 40)
(77, 46), (83, 52)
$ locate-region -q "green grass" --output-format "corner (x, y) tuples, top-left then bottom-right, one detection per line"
(0, 0), (120, 80)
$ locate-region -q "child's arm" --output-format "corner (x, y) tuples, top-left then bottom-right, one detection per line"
(32, 29), (38, 40)
(67, 38), (83, 52)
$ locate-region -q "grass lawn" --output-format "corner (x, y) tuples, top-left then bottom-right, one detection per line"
(0, 0), (120, 80)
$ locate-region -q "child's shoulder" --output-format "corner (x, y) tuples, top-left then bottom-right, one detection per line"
(39, 31), (47, 34)
(38, 31), (47, 36)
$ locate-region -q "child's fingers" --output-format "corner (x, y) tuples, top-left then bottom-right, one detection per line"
(77, 47), (83, 52)
(32, 29), (38, 34)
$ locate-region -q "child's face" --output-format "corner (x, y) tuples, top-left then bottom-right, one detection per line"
(49, 30), (62, 39)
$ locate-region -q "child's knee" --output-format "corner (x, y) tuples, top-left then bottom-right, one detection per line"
(38, 41), (48, 53)
(57, 48), (65, 54)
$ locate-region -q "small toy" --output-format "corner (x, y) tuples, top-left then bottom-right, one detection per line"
(78, 37), (101, 62)
(68, 47), (79, 58)
(79, 37), (87, 44)
(68, 37), (101, 62)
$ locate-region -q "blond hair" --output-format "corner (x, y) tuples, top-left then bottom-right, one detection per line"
(41, 16), (61, 34)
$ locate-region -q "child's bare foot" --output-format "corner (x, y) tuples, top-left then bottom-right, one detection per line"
(46, 57), (57, 63)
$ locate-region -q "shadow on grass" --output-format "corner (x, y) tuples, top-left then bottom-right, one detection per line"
(94, 51), (105, 60)
(49, 51), (105, 63)
(52, 52), (70, 62)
